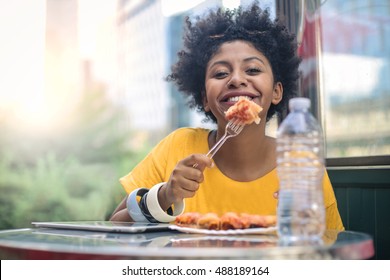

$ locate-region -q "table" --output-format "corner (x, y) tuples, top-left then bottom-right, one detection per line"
(0, 227), (374, 260)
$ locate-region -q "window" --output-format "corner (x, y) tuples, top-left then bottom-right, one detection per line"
(320, 0), (390, 160)
(295, 0), (390, 163)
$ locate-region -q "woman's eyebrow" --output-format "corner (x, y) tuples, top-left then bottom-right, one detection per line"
(244, 56), (265, 65)
(208, 56), (265, 69)
(208, 60), (229, 69)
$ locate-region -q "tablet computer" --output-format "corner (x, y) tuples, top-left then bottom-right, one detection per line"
(32, 221), (171, 233)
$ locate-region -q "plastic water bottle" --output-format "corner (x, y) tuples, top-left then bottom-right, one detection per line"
(276, 97), (325, 245)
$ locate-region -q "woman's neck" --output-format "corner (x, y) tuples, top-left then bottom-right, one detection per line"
(209, 124), (277, 181)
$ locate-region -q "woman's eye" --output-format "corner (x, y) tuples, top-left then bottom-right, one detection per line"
(247, 68), (261, 75)
(214, 71), (229, 79)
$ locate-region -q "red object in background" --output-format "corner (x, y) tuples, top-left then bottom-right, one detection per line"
(298, 12), (320, 58)
(297, 12), (322, 96)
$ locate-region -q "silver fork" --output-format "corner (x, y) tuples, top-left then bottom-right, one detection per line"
(194, 119), (244, 168)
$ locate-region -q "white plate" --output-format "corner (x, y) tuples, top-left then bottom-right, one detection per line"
(169, 225), (276, 235)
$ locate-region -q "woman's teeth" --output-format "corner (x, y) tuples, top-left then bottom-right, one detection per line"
(227, 96), (252, 102)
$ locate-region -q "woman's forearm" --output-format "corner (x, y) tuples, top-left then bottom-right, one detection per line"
(109, 196), (133, 222)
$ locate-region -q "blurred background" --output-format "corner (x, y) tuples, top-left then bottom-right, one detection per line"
(0, 0), (389, 230)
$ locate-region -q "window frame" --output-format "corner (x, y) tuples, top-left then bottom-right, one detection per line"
(276, 0), (390, 168)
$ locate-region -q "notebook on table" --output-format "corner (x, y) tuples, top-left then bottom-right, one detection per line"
(32, 221), (171, 233)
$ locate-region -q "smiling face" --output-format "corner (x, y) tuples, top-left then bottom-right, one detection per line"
(204, 40), (283, 125)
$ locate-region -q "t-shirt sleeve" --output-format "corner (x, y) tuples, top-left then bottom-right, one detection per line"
(119, 131), (175, 194)
(323, 171), (345, 230)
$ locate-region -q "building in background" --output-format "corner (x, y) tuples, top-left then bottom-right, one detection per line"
(115, 0), (170, 145)
(114, 0), (274, 145)
(0, 0), (275, 148)
(114, 0), (224, 146)
(45, 0), (81, 120)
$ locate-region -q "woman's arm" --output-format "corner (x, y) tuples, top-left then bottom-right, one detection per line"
(110, 153), (212, 222)
(109, 196), (133, 222)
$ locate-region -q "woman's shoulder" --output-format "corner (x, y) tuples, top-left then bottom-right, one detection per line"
(168, 127), (210, 141)
(152, 127), (210, 153)
(157, 127), (210, 155)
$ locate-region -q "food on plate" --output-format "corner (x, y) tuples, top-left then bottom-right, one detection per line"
(174, 212), (277, 230)
(197, 213), (220, 230)
(262, 215), (277, 227)
(220, 212), (246, 230)
(225, 96), (263, 125)
(241, 214), (277, 228)
(174, 212), (202, 228)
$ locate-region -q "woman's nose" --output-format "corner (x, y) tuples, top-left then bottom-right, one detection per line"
(227, 71), (247, 88)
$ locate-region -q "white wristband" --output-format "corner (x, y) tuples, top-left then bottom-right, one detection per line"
(126, 188), (149, 222)
(146, 183), (185, 223)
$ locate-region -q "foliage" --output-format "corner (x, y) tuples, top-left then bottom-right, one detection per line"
(0, 87), (150, 229)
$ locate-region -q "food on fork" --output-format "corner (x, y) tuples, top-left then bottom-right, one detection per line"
(225, 96), (263, 125)
(174, 212), (277, 230)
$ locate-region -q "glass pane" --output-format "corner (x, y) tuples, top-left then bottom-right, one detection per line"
(0, 0), (278, 229)
(320, 0), (390, 158)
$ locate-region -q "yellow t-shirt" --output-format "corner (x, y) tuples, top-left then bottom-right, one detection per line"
(120, 127), (344, 230)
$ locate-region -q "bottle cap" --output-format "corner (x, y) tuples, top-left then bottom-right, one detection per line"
(289, 97), (311, 111)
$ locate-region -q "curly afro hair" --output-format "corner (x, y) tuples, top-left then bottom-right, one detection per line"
(166, 2), (301, 123)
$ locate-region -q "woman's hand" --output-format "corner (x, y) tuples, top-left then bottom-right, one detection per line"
(158, 154), (213, 210)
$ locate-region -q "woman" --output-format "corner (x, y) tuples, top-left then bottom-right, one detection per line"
(110, 3), (344, 231)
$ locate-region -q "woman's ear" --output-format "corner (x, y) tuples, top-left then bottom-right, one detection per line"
(272, 82), (283, 105)
(202, 91), (210, 112)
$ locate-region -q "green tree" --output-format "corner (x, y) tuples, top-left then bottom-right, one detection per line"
(0, 87), (149, 229)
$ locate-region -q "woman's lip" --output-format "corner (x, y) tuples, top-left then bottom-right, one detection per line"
(219, 92), (259, 102)
(220, 95), (261, 104)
